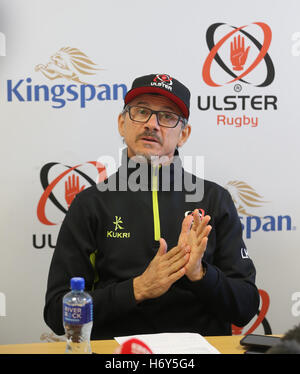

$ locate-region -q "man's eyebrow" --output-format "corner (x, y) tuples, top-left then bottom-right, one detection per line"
(135, 101), (178, 112)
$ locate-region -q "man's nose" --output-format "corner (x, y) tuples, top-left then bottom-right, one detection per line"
(144, 112), (160, 130)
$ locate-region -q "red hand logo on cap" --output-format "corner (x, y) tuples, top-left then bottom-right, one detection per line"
(153, 74), (173, 84)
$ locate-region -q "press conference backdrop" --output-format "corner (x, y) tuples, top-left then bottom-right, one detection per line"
(0, 0), (300, 344)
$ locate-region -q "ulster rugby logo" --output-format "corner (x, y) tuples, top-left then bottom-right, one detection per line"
(37, 161), (107, 226)
(153, 74), (173, 85)
(151, 74), (173, 91)
(35, 46), (101, 84)
(198, 23), (277, 129)
(202, 22), (275, 87)
(33, 161), (106, 250)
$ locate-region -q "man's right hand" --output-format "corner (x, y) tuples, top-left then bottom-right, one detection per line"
(133, 238), (190, 303)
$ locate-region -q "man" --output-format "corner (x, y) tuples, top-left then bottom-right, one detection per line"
(44, 73), (259, 339)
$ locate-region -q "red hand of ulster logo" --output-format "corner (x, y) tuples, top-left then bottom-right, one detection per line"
(230, 35), (250, 71)
(37, 161), (106, 225)
(202, 22), (274, 87)
(153, 74), (173, 85)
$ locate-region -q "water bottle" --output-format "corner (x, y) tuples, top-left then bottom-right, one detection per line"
(63, 277), (93, 354)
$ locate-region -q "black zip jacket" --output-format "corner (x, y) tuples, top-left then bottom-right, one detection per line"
(44, 149), (259, 339)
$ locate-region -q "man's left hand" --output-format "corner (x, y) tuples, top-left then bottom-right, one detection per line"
(178, 209), (212, 281)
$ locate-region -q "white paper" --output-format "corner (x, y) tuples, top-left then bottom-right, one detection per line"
(114, 332), (220, 354)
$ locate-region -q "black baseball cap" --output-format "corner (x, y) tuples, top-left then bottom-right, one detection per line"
(124, 73), (190, 119)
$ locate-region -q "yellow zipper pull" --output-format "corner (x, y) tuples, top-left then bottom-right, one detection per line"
(152, 165), (161, 241)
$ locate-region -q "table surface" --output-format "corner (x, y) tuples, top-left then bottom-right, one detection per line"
(0, 335), (249, 354)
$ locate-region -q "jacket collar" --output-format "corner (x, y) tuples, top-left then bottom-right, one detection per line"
(118, 147), (183, 191)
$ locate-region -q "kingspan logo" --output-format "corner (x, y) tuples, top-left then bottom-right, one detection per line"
(6, 47), (128, 108)
(225, 181), (294, 239)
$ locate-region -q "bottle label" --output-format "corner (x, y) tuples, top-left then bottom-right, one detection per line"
(63, 301), (93, 325)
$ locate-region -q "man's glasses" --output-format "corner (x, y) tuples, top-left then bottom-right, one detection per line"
(123, 105), (187, 128)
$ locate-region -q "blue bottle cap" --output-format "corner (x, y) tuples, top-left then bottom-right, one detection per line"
(70, 277), (85, 291)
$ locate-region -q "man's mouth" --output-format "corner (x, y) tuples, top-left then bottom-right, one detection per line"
(140, 136), (159, 143)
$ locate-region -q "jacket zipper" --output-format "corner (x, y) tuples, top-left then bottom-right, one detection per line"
(152, 165), (161, 241)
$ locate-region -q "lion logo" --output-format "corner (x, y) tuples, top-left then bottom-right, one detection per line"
(225, 181), (268, 216)
(35, 47), (102, 84)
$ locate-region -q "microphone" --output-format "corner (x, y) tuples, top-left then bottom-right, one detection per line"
(115, 338), (153, 354)
(280, 323), (300, 343)
(266, 323), (300, 354)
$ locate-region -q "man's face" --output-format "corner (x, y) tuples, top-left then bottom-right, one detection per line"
(118, 94), (191, 161)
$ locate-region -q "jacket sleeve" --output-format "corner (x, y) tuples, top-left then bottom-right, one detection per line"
(185, 188), (260, 327)
(43, 191), (137, 338)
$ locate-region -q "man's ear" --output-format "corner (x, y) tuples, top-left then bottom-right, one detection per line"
(177, 124), (191, 148)
(118, 113), (125, 137)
